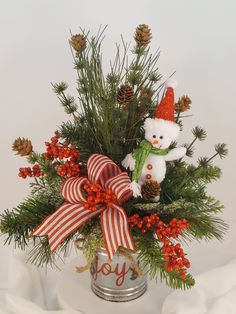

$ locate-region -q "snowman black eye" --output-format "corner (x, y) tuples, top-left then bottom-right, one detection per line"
(160, 136), (163, 139)
(153, 135), (156, 138)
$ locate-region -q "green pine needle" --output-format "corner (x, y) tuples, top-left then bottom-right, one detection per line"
(148, 72), (161, 82)
(52, 82), (68, 95)
(183, 143), (194, 157)
(192, 126), (207, 141)
(198, 157), (209, 167)
(215, 143), (228, 159)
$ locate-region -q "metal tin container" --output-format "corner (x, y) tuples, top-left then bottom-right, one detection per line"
(90, 249), (147, 302)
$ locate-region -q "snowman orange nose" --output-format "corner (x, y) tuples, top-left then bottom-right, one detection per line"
(152, 139), (159, 145)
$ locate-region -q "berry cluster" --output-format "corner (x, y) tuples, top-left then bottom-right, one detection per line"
(128, 214), (188, 236)
(128, 213), (160, 233)
(57, 161), (80, 178)
(156, 217), (189, 240)
(44, 136), (79, 160)
(162, 241), (190, 280)
(18, 164), (44, 179)
(83, 182), (117, 212)
(128, 213), (190, 279)
(44, 135), (81, 178)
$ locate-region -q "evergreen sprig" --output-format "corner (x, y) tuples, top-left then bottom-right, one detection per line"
(215, 143), (228, 159)
(52, 82), (78, 117)
(27, 152), (60, 183)
(52, 81), (68, 94)
(183, 126), (207, 159)
(0, 195), (61, 250)
(192, 126), (207, 141)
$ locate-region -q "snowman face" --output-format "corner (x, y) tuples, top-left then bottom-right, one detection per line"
(143, 118), (180, 149)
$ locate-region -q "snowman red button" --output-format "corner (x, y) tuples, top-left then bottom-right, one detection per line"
(146, 174), (152, 180)
(147, 164), (153, 170)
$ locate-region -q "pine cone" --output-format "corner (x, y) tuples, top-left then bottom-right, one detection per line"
(12, 137), (33, 156)
(69, 34), (86, 57)
(117, 84), (134, 107)
(175, 95), (192, 113)
(141, 180), (161, 200)
(134, 24), (152, 47)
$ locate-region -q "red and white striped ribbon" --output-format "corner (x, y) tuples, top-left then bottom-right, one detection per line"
(33, 154), (136, 259)
(101, 203), (135, 259)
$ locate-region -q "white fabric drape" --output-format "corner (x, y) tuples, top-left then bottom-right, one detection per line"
(162, 258), (236, 314)
(1, 249), (81, 314)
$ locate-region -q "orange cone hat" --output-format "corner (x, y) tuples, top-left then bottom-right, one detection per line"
(154, 86), (175, 122)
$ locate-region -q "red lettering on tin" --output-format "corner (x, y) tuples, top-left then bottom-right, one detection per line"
(93, 256), (130, 286)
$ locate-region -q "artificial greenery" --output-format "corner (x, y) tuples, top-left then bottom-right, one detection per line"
(0, 25), (228, 290)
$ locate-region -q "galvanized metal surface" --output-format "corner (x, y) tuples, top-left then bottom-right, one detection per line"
(90, 249), (147, 302)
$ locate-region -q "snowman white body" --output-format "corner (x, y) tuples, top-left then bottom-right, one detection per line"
(139, 154), (167, 185)
(122, 117), (187, 198)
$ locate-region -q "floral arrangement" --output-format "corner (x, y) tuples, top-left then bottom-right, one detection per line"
(0, 25), (228, 290)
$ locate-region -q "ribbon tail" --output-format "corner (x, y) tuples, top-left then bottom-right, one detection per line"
(32, 203), (103, 253)
(100, 205), (136, 260)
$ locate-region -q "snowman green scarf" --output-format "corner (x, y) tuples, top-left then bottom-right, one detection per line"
(131, 140), (169, 182)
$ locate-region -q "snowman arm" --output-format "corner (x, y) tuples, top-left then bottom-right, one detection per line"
(122, 153), (136, 171)
(164, 147), (187, 161)
(129, 181), (142, 198)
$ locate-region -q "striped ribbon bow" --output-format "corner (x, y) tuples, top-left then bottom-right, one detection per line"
(33, 154), (136, 260)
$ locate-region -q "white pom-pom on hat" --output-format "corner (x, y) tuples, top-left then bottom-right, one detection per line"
(165, 78), (178, 89)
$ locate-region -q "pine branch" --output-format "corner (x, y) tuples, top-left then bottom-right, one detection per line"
(0, 192), (63, 250)
(28, 238), (55, 267)
(29, 176), (63, 201)
(163, 142), (227, 201)
(124, 46), (162, 154)
(52, 81), (68, 94)
(27, 152), (59, 183)
(52, 82), (78, 119)
(182, 127), (206, 159)
(192, 126), (207, 141)
(172, 196), (227, 241)
(159, 269), (195, 290)
(208, 143), (228, 162)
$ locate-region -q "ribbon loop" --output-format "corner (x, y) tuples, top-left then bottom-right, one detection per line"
(87, 154), (121, 188)
(105, 172), (133, 204)
(62, 177), (88, 204)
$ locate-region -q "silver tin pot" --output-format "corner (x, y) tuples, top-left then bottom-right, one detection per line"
(90, 249), (147, 302)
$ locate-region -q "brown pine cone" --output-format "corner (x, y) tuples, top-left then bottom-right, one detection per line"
(117, 84), (134, 107)
(12, 137), (33, 156)
(141, 180), (161, 201)
(134, 24), (152, 47)
(69, 34), (86, 57)
(175, 95), (192, 113)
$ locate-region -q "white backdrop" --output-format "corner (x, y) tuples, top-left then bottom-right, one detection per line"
(0, 0), (235, 295)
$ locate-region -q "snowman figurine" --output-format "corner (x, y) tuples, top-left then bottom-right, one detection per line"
(122, 81), (186, 199)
